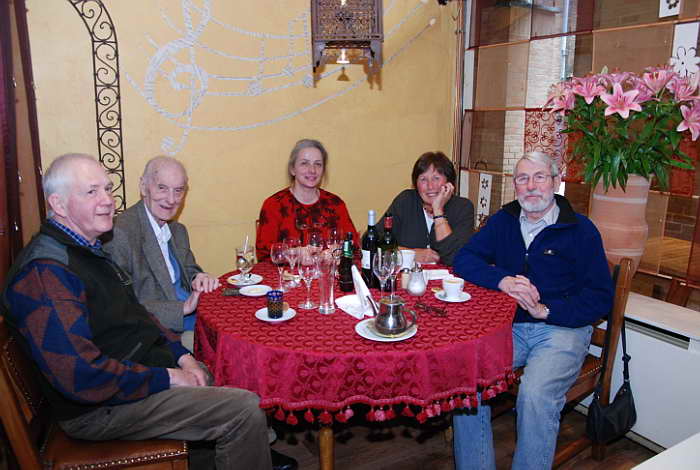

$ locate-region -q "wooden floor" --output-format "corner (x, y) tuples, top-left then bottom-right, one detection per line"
(273, 409), (656, 470)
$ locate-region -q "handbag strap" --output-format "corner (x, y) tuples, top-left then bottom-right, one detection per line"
(593, 315), (631, 399)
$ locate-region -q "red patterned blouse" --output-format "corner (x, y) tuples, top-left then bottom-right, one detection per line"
(256, 188), (359, 260)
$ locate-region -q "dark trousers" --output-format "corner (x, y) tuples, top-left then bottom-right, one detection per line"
(59, 386), (272, 470)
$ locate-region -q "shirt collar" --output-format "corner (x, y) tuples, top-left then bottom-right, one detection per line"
(519, 202), (560, 227)
(143, 204), (172, 245)
(48, 218), (103, 250)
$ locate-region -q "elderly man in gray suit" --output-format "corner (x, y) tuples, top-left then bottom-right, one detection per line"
(104, 156), (219, 351)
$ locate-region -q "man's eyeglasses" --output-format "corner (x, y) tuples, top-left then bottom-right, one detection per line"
(415, 302), (447, 317)
(514, 173), (554, 186)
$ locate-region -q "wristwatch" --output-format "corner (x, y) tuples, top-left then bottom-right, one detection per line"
(541, 304), (550, 318)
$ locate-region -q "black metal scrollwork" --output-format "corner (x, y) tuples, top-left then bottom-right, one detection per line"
(67, 0), (126, 211)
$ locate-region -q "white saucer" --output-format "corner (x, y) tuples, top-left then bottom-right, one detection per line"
(240, 284), (272, 297)
(434, 291), (471, 303)
(255, 306), (296, 323)
(227, 273), (263, 286)
(354, 318), (417, 342)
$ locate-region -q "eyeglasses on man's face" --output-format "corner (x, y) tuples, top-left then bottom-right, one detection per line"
(513, 173), (555, 186)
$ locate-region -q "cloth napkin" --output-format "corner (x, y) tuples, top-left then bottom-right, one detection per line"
(334, 266), (376, 319)
(423, 269), (450, 281)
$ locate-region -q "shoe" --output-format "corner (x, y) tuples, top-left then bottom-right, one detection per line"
(271, 449), (298, 470)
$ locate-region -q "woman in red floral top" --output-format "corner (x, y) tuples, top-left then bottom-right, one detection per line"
(256, 139), (358, 260)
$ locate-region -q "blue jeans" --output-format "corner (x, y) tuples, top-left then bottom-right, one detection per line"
(453, 322), (593, 470)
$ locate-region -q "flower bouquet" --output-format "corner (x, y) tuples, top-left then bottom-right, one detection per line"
(545, 66), (697, 191)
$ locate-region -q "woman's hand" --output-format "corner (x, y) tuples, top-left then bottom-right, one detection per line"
(413, 248), (440, 264)
(431, 182), (455, 215)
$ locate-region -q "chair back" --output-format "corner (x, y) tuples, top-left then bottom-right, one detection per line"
(0, 316), (49, 469)
(587, 257), (633, 405)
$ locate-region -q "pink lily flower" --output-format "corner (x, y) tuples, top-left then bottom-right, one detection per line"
(600, 82), (642, 119)
(677, 104), (700, 141)
(667, 74), (700, 102)
(642, 66), (675, 94)
(601, 71), (631, 88)
(629, 76), (655, 103)
(544, 82), (575, 112)
(572, 76), (606, 104)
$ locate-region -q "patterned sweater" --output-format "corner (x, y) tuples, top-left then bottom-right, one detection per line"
(3, 222), (188, 419)
(256, 188), (358, 260)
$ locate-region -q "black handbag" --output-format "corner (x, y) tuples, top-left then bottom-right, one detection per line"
(586, 317), (637, 444)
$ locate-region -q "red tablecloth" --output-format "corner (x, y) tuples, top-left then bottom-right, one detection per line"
(195, 262), (516, 424)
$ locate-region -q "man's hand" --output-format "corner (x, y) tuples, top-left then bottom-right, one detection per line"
(413, 247), (440, 264)
(177, 353), (211, 386)
(167, 368), (200, 387)
(183, 290), (201, 315)
(498, 275), (540, 310)
(191, 272), (220, 293)
(523, 302), (550, 320)
(431, 182), (455, 215)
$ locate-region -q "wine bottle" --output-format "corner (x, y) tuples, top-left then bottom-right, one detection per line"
(377, 213), (398, 292)
(378, 213), (398, 251)
(338, 232), (355, 292)
(361, 210), (380, 288)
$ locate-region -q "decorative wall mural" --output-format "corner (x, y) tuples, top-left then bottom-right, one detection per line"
(671, 22), (700, 78)
(476, 172), (491, 230)
(125, 0), (434, 155)
(67, 0), (126, 211)
(524, 110), (566, 172)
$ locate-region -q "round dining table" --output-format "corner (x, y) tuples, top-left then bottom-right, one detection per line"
(195, 261), (516, 470)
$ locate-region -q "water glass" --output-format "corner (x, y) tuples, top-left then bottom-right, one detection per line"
(236, 246), (254, 282)
(317, 252), (337, 315)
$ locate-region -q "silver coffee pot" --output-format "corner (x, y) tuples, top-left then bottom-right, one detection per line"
(374, 297), (417, 336)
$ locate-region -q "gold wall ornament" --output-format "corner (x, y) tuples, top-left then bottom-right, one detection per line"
(311, 0), (383, 79)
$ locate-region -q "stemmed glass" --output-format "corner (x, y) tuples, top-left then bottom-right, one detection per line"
(298, 248), (320, 310)
(284, 238), (301, 288)
(372, 248), (403, 300)
(326, 227), (341, 253)
(295, 212), (309, 245)
(236, 246), (255, 284)
(270, 242), (289, 292)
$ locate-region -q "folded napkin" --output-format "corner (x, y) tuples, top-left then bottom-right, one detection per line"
(424, 269), (450, 281)
(335, 266), (375, 319)
(336, 294), (372, 319)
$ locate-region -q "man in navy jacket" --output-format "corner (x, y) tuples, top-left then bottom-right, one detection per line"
(451, 151), (614, 470)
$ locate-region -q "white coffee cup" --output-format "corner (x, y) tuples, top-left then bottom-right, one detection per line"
(442, 276), (465, 300)
(400, 249), (416, 270)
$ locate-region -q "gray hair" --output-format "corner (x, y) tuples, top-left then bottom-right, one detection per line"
(141, 156), (188, 185)
(43, 153), (97, 216)
(287, 139), (328, 184)
(516, 151), (560, 177)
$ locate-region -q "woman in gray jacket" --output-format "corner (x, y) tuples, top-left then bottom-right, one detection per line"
(378, 151), (474, 266)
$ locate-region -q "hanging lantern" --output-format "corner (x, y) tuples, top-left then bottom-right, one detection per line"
(311, 0), (384, 78)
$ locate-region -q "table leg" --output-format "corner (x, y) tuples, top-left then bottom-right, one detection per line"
(319, 425), (334, 470)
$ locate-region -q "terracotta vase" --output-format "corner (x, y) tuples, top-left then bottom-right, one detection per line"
(589, 174), (650, 272)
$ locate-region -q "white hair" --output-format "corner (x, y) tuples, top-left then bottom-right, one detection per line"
(141, 156), (188, 185)
(516, 151), (560, 177)
(43, 153), (97, 217)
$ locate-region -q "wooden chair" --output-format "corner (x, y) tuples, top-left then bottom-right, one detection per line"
(0, 316), (189, 470)
(552, 256), (633, 466)
(490, 257), (634, 467)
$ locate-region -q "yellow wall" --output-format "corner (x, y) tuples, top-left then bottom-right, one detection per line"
(27, 0), (458, 275)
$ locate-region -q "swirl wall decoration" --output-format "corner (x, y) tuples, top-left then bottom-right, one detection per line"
(67, 0), (126, 211)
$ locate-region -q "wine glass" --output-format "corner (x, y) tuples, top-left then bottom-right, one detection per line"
(270, 242), (289, 292)
(284, 238), (301, 288)
(373, 249), (403, 299)
(236, 246), (255, 284)
(295, 212), (309, 245)
(326, 227), (341, 252)
(308, 230), (324, 249)
(298, 248), (320, 309)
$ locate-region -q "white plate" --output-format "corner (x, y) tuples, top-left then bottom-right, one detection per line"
(354, 318), (417, 343)
(227, 273), (263, 286)
(255, 306), (296, 323)
(434, 290), (471, 303)
(240, 284), (272, 297)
